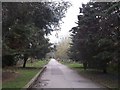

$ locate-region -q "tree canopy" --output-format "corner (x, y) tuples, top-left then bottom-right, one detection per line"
(69, 2), (120, 73)
(2, 2), (71, 67)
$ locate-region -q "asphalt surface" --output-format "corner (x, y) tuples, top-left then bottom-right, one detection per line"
(31, 59), (106, 89)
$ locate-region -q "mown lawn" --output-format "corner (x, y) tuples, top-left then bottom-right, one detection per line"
(2, 60), (48, 89)
(26, 60), (48, 68)
(62, 61), (119, 89)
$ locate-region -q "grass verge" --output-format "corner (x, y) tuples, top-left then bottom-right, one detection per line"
(2, 60), (48, 89)
(26, 60), (48, 68)
(62, 61), (119, 89)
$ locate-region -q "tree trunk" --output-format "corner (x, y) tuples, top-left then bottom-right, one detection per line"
(23, 54), (28, 68)
(103, 68), (107, 73)
(102, 63), (107, 73)
(83, 62), (87, 70)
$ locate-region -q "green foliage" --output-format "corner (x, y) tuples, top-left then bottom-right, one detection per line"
(69, 2), (120, 73)
(2, 2), (70, 67)
(2, 55), (16, 68)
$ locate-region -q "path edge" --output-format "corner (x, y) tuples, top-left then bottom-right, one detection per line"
(22, 65), (47, 89)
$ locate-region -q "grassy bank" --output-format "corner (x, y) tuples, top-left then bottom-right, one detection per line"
(2, 60), (48, 89)
(62, 61), (118, 89)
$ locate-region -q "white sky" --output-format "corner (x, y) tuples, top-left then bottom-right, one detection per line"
(48, 0), (89, 44)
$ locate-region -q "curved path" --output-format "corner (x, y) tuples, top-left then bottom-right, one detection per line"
(31, 59), (106, 89)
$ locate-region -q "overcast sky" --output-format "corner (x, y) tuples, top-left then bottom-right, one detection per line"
(48, 0), (89, 44)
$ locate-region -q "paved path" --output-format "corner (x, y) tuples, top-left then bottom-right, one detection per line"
(31, 59), (106, 89)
